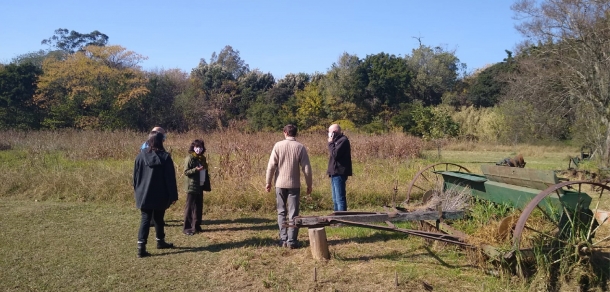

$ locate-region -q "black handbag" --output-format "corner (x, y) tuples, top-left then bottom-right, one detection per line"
(202, 171), (211, 192)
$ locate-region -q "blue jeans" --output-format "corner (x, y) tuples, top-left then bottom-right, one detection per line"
(331, 175), (347, 211)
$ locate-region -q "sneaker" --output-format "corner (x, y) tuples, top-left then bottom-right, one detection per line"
(278, 240), (288, 248)
(184, 232), (195, 236)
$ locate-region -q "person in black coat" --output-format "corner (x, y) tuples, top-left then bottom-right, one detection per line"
(133, 132), (179, 258)
(327, 124), (352, 211)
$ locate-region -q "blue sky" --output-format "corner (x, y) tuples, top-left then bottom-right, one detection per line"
(2, 0), (523, 79)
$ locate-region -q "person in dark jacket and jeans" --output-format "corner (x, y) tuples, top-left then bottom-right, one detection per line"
(327, 124), (352, 211)
(133, 132), (179, 258)
(183, 139), (209, 235)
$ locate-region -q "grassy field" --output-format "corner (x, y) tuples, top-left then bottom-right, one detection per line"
(0, 130), (590, 291)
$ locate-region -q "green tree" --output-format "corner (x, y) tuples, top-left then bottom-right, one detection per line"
(405, 45), (465, 106)
(358, 52), (412, 119)
(235, 70), (275, 119)
(133, 68), (189, 131)
(322, 52), (367, 124)
(206, 45), (250, 79)
(0, 63), (43, 129)
(295, 84), (326, 129)
(41, 28), (109, 54)
(466, 51), (516, 107)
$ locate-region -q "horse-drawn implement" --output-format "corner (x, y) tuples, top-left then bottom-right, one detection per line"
(289, 161), (610, 274)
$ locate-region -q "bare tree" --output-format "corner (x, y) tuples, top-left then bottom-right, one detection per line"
(512, 0), (610, 163)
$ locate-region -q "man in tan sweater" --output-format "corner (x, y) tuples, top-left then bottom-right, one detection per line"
(265, 124), (313, 248)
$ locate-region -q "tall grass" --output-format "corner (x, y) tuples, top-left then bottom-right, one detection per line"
(0, 129), (424, 212)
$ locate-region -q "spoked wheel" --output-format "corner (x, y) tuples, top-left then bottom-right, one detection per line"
(404, 163), (471, 205)
(512, 181), (610, 276)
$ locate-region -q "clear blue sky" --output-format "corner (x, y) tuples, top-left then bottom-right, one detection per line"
(2, 0), (523, 79)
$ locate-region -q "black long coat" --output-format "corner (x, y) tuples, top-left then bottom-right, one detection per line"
(133, 150), (179, 210)
(327, 134), (353, 177)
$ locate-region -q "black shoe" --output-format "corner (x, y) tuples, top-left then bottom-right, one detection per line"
(288, 241), (302, 249)
(184, 232), (195, 236)
(156, 239), (174, 249)
(137, 243), (151, 258)
(278, 240), (288, 247)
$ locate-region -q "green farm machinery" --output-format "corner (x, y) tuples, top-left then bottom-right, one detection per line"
(291, 160), (610, 273)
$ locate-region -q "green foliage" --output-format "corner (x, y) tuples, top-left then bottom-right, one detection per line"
(360, 117), (387, 133)
(295, 83), (327, 129)
(0, 63), (43, 129)
(358, 52), (411, 115)
(450, 106), (502, 142)
(41, 28), (108, 54)
(405, 45), (465, 106)
(122, 69), (190, 131)
(466, 51), (516, 107)
(392, 102), (459, 139)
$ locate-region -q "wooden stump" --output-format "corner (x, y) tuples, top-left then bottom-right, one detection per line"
(308, 227), (330, 260)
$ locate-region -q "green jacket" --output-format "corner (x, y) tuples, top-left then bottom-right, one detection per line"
(183, 154), (208, 194)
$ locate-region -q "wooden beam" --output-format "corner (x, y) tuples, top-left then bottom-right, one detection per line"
(293, 210), (464, 227)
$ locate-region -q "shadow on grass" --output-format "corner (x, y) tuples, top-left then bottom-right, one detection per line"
(204, 218), (275, 225)
(163, 217), (276, 229)
(156, 236), (282, 256)
(328, 231), (409, 245)
(203, 224), (277, 232)
(337, 248), (476, 269)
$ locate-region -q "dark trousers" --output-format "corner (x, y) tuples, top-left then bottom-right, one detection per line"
(138, 208), (166, 244)
(183, 192), (203, 233)
(276, 188), (300, 245)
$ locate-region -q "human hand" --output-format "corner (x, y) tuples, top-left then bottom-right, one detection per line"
(306, 186), (312, 195)
(196, 166), (204, 171)
(265, 183), (271, 192)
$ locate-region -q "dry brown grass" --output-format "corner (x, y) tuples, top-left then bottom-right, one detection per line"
(0, 129), (425, 212)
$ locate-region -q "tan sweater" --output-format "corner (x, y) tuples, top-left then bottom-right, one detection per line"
(265, 137), (313, 189)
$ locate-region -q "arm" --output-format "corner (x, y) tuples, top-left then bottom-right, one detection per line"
(328, 136), (348, 160)
(301, 148), (313, 195)
(133, 157), (139, 191)
(183, 155), (199, 177)
(265, 146), (278, 192)
(165, 155), (179, 204)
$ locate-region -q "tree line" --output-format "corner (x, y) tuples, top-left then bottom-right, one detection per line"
(0, 29), (493, 137)
(2, 0), (610, 163)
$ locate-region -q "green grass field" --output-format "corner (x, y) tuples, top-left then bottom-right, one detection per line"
(0, 130), (591, 291)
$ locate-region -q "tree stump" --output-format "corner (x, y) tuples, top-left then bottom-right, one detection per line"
(308, 227), (330, 260)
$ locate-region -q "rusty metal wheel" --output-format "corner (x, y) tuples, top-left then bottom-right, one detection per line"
(512, 181), (610, 273)
(404, 163), (471, 205)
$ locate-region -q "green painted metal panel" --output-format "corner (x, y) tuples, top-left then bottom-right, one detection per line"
(440, 172), (592, 214)
(437, 171), (488, 182)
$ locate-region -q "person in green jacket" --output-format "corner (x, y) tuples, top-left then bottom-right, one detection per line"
(183, 139), (209, 235)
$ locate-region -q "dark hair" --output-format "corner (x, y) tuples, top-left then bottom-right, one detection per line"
(283, 124), (297, 137)
(188, 139), (206, 154)
(147, 132), (166, 153)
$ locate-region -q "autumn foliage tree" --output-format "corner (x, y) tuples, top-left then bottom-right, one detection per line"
(34, 45), (149, 129)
